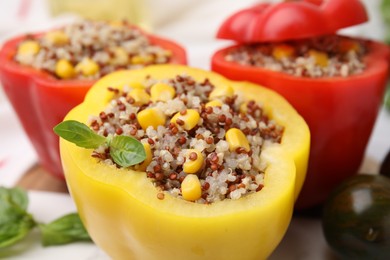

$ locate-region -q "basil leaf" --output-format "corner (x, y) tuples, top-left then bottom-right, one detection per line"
(110, 135), (146, 167)
(53, 120), (106, 149)
(0, 187), (28, 210)
(0, 187), (36, 248)
(39, 213), (92, 247)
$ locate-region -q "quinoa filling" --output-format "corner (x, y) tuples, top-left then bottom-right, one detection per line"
(225, 35), (368, 78)
(88, 74), (284, 203)
(14, 20), (172, 80)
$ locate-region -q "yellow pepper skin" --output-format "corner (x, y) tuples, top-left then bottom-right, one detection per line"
(60, 65), (310, 260)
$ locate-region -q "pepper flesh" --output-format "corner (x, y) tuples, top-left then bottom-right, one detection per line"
(60, 65), (310, 260)
(0, 29), (187, 179)
(212, 40), (390, 209)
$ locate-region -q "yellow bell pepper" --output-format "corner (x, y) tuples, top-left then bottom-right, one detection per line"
(59, 65), (310, 260)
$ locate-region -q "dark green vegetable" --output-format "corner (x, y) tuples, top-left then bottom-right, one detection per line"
(380, 149), (390, 178)
(322, 174), (390, 260)
(54, 120), (146, 167)
(0, 186), (92, 250)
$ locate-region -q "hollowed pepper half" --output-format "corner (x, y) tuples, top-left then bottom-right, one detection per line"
(0, 24), (187, 179)
(211, 0), (390, 209)
(59, 65), (310, 260)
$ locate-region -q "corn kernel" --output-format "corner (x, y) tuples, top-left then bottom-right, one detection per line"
(308, 50), (329, 67)
(150, 83), (176, 102)
(55, 59), (75, 79)
(183, 149), (204, 174)
(272, 44), (295, 60)
(137, 108), (166, 130)
(205, 99), (223, 107)
(181, 174), (202, 201)
(17, 40), (40, 56)
(225, 128), (250, 152)
(75, 58), (99, 76)
(131, 55), (154, 65)
(239, 102), (249, 114)
(171, 109), (200, 130)
(109, 20), (124, 27)
(163, 50), (172, 57)
(128, 82), (145, 89)
(110, 47), (128, 65)
(128, 88), (150, 105)
(44, 31), (69, 45)
(209, 84), (234, 99)
(137, 143), (152, 171)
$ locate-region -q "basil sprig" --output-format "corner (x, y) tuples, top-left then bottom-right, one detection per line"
(54, 120), (146, 167)
(39, 213), (91, 246)
(0, 187), (91, 250)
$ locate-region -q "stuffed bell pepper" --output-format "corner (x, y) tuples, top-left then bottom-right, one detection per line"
(0, 19), (187, 179)
(211, 0), (390, 209)
(57, 65), (310, 260)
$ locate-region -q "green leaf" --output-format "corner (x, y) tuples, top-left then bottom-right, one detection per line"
(0, 187), (28, 210)
(53, 120), (106, 149)
(0, 187), (36, 248)
(39, 213), (92, 247)
(110, 135), (146, 167)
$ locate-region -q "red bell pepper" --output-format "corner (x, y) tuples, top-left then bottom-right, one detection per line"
(0, 28), (187, 179)
(211, 0), (390, 209)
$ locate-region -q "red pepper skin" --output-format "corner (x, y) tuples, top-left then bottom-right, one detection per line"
(211, 40), (390, 209)
(217, 0), (368, 43)
(0, 32), (187, 179)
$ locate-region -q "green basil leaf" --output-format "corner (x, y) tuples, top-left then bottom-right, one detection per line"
(53, 120), (106, 149)
(110, 135), (146, 167)
(0, 187), (28, 210)
(0, 187), (36, 248)
(39, 213), (92, 246)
